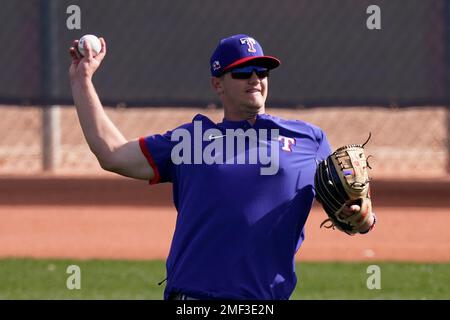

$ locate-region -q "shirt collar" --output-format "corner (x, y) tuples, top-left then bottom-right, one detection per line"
(217, 113), (269, 129)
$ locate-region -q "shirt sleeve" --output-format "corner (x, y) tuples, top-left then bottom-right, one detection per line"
(139, 117), (203, 185)
(316, 128), (332, 162)
(139, 130), (175, 185)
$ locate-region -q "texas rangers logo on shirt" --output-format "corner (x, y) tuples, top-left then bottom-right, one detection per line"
(278, 136), (295, 152)
(240, 37), (257, 53)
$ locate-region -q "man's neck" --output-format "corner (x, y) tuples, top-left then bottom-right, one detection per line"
(223, 107), (265, 124)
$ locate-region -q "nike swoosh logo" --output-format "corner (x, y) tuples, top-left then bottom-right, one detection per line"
(208, 134), (227, 140)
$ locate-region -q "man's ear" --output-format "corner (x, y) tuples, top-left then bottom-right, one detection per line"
(211, 76), (224, 95)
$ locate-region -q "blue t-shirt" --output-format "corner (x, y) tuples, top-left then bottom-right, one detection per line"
(139, 113), (331, 300)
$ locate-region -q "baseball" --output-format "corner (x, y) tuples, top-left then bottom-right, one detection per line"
(78, 34), (101, 57)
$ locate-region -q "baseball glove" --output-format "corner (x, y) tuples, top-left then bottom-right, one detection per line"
(314, 134), (374, 235)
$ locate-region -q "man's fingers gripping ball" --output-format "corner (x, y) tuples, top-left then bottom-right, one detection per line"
(77, 34), (102, 57)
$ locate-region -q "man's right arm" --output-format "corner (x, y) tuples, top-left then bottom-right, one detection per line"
(69, 38), (154, 181)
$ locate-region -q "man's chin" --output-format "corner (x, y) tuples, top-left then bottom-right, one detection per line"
(245, 98), (265, 109)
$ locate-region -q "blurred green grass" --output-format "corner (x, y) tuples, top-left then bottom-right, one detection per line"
(0, 259), (448, 299)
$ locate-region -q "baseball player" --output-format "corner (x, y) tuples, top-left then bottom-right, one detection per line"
(69, 34), (376, 300)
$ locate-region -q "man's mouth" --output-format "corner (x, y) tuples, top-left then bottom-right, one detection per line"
(246, 88), (261, 93)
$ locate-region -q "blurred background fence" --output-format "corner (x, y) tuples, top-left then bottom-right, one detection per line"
(0, 0), (449, 178)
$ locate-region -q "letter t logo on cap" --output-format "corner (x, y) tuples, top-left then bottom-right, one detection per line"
(240, 37), (257, 53)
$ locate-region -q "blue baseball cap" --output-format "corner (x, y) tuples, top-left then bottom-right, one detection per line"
(210, 34), (281, 77)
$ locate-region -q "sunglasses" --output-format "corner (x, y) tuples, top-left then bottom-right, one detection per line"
(229, 66), (270, 80)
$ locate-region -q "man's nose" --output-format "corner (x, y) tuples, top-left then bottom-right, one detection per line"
(248, 72), (260, 83)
